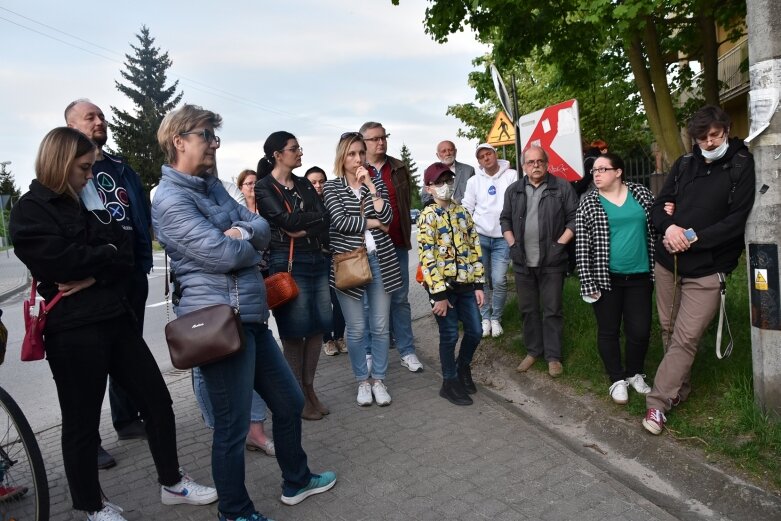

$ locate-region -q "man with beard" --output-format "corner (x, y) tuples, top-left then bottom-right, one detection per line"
(65, 99), (152, 467)
(422, 141), (476, 206)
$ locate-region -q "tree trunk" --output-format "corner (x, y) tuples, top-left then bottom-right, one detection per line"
(698, 12), (720, 105)
(644, 18), (685, 165)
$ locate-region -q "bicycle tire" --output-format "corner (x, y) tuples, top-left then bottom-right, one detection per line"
(0, 385), (49, 521)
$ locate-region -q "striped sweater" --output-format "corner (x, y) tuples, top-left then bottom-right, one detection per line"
(323, 177), (402, 299)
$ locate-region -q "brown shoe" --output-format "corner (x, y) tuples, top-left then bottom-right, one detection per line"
(516, 355), (537, 373)
(548, 361), (563, 378)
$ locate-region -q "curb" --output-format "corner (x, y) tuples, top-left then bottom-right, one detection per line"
(410, 312), (781, 521)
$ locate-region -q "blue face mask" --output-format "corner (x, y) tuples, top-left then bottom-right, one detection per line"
(79, 181), (105, 211)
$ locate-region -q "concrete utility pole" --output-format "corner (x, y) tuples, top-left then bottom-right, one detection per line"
(745, 0), (781, 417)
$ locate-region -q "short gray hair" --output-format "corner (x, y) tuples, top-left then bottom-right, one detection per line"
(522, 145), (549, 164)
(157, 104), (222, 164)
(359, 121), (384, 136)
(64, 98), (93, 122)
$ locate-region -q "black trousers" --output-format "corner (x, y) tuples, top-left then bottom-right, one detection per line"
(108, 268), (147, 429)
(591, 275), (652, 383)
(46, 315), (180, 512)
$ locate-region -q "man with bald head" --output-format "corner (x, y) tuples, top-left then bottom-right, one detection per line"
(435, 140), (475, 204)
(65, 99), (152, 464)
(500, 145), (578, 378)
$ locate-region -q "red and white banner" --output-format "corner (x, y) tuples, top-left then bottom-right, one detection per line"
(518, 99), (584, 181)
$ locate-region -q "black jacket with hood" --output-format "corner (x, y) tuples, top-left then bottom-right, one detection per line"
(651, 137), (755, 278)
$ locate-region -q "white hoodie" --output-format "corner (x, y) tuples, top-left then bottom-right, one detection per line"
(462, 159), (518, 237)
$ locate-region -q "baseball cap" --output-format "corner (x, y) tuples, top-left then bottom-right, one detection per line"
(475, 143), (496, 158)
(423, 162), (454, 186)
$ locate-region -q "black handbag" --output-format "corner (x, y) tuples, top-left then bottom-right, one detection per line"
(163, 256), (245, 369)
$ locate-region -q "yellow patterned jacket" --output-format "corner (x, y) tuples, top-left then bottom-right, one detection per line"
(417, 202), (485, 301)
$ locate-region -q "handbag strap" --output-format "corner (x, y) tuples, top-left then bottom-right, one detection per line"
(270, 181), (295, 273)
(30, 278), (64, 313)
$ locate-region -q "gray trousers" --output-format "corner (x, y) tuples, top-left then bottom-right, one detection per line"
(514, 268), (565, 362)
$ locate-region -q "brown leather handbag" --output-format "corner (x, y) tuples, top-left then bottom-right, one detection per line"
(163, 257), (245, 369)
(333, 195), (373, 290)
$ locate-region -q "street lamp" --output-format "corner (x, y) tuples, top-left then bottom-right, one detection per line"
(0, 161), (10, 251)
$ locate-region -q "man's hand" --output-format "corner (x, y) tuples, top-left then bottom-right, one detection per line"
(57, 277), (96, 296)
(475, 289), (485, 308)
(432, 299), (453, 317)
(664, 224), (691, 253)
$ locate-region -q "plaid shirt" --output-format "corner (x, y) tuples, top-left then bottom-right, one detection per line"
(575, 182), (656, 298)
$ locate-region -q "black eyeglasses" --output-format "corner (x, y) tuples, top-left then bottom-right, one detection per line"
(590, 167), (618, 175)
(524, 159), (547, 167)
(180, 128), (220, 145)
(364, 134), (390, 143)
(340, 132), (362, 140)
(695, 129), (726, 145)
(432, 178), (455, 187)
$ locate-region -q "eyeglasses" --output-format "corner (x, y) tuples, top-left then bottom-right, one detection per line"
(524, 159), (547, 167)
(695, 129), (726, 145)
(432, 178), (455, 187)
(590, 167), (618, 175)
(241, 182), (255, 187)
(180, 128), (220, 145)
(364, 134), (390, 143)
(280, 146), (303, 154)
(340, 132), (362, 140)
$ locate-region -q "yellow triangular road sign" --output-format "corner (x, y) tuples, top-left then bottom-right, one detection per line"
(486, 111), (515, 147)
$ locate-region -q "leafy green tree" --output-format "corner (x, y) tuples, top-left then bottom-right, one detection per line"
(109, 26), (183, 194)
(393, 0), (745, 170)
(0, 165), (20, 209)
(399, 144), (422, 210)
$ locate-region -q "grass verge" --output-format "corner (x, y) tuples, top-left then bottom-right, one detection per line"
(491, 254), (781, 491)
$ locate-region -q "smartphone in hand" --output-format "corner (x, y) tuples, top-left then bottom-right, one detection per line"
(684, 228), (698, 243)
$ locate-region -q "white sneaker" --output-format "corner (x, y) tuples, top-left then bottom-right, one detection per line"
(400, 353), (423, 373)
(626, 374), (652, 394)
(481, 319), (491, 338)
(366, 354), (373, 376)
(490, 320), (503, 337)
(609, 380), (629, 404)
(372, 381), (392, 406)
(161, 469), (218, 505)
(87, 502), (126, 521)
(357, 381), (373, 406)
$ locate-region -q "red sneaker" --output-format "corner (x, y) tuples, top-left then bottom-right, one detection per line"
(642, 408), (666, 435)
(0, 484), (28, 502)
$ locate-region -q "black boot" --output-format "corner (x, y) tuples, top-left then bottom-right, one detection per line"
(439, 378), (473, 406)
(457, 365), (477, 394)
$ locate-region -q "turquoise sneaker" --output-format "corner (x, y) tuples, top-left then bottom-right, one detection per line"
(280, 471), (337, 505)
(217, 512), (273, 521)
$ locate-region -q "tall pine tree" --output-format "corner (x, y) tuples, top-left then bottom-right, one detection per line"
(0, 164), (20, 207)
(110, 26), (183, 193)
(399, 144), (422, 210)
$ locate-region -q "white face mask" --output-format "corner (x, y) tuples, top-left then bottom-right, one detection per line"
(432, 183), (454, 201)
(700, 139), (729, 161)
(79, 181), (105, 211)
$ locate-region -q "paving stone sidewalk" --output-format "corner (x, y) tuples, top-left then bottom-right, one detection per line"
(42, 343), (678, 521)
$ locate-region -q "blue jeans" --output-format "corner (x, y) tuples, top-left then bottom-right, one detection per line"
(434, 290), (483, 379)
(479, 235), (510, 321)
(269, 250), (332, 339)
(336, 252), (391, 381)
(191, 367), (267, 426)
(199, 323), (310, 518)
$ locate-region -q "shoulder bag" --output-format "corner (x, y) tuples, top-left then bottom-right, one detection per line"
(163, 255), (245, 369)
(264, 182), (300, 309)
(333, 191), (373, 290)
(22, 278), (64, 362)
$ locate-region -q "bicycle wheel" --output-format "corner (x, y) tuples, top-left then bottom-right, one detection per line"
(0, 385), (49, 521)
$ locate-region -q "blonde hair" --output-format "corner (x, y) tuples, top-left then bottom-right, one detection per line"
(333, 133), (365, 178)
(35, 127), (96, 201)
(157, 104), (222, 164)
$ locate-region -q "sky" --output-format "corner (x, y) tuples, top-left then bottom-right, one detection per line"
(0, 0), (491, 195)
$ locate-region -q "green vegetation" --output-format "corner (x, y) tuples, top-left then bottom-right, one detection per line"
(493, 255), (781, 490)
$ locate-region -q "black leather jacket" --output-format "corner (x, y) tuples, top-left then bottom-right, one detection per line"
(255, 174), (330, 252)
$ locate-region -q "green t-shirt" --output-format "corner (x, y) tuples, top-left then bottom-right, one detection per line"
(600, 191), (649, 274)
